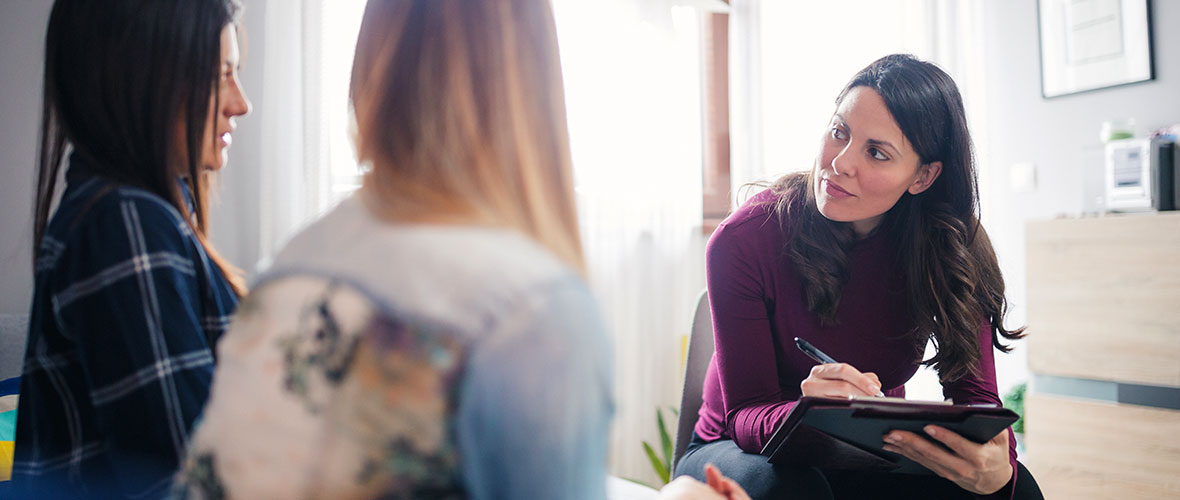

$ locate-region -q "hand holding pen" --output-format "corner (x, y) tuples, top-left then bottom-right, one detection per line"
(795, 337), (885, 398)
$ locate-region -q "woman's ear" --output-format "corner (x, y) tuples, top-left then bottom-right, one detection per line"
(908, 161), (942, 195)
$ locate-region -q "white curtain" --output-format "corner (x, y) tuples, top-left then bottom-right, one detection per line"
(727, 0), (766, 207)
(553, 0), (710, 485)
(250, 0), (364, 271)
(254, 0), (328, 267)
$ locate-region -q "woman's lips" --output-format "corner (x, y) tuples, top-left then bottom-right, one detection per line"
(220, 133), (232, 148)
(823, 178), (854, 198)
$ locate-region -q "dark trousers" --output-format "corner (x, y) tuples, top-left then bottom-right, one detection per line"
(674, 433), (1044, 500)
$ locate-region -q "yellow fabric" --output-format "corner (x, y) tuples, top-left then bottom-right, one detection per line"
(0, 440), (13, 481)
(680, 334), (689, 375)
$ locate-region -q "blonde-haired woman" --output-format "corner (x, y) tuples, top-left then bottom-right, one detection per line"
(172, 0), (606, 498)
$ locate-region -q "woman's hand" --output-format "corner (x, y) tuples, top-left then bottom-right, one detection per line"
(658, 464), (751, 500)
(799, 362), (882, 398)
(702, 463), (750, 500)
(882, 425), (1013, 494)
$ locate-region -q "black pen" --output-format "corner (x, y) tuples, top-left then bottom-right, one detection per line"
(794, 337), (885, 397)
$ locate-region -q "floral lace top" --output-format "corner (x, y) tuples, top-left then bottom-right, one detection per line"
(172, 196), (613, 499)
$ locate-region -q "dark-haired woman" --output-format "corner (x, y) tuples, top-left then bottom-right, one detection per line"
(674, 55), (1042, 499)
(12, 0), (250, 497)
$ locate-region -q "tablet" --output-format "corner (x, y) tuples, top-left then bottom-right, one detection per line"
(760, 396), (1018, 474)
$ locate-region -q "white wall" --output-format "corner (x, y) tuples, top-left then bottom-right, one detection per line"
(0, 0), (52, 316)
(0, 1), (267, 318)
(979, 0), (1180, 393)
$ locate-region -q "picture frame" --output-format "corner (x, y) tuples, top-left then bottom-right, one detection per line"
(1037, 0), (1155, 99)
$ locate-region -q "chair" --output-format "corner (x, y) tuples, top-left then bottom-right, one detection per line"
(671, 289), (714, 473)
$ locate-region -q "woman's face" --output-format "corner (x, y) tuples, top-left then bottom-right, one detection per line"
(200, 25), (251, 171)
(812, 86), (941, 236)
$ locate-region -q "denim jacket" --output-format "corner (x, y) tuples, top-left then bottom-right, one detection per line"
(173, 195), (613, 499)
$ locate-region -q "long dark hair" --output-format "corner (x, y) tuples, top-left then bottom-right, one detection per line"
(772, 54), (1024, 382)
(34, 0), (245, 295)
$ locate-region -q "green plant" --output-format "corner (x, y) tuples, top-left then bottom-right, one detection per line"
(1001, 382), (1026, 434)
(639, 406), (678, 487)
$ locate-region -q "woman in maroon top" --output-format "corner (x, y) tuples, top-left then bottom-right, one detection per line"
(674, 55), (1042, 500)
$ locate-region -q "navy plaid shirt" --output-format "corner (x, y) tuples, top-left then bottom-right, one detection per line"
(11, 154), (238, 499)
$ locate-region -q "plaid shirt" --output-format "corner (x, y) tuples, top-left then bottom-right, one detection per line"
(11, 154), (238, 499)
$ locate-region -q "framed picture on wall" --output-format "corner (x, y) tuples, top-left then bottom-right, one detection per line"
(1037, 0), (1154, 98)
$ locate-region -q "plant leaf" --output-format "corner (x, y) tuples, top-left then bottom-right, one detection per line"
(657, 408), (673, 469)
(643, 441), (670, 484)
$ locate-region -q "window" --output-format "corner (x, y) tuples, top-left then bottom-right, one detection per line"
(320, 0), (368, 204)
(701, 11), (731, 232)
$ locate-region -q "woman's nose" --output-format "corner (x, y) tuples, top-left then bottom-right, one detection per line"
(831, 146), (855, 176)
(227, 82), (251, 118)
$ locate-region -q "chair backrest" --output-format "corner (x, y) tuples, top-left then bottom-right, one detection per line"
(0, 314), (29, 380)
(672, 289), (715, 472)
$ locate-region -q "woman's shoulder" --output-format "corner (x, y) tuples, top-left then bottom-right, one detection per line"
(39, 177), (197, 275)
(710, 187), (793, 249)
(264, 195), (583, 335)
(54, 176), (189, 237)
(275, 195), (573, 282)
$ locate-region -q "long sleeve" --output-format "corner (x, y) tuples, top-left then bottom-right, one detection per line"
(705, 222), (795, 454)
(456, 278), (614, 500)
(941, 321), (1019, 500)
(51, 197), (222, 498)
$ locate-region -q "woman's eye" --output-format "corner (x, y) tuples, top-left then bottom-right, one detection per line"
(869, 148), (889, 161)
(830, 128), (847, 141)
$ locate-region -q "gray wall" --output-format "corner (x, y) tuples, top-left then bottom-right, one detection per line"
(0, 1), (267, 316)
(979, 0), (1180, 384)
(0, 0), (52, 316)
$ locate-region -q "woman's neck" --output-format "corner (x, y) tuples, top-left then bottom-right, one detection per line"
(358, 183), (493, 227)
(851, 215), (883, 238)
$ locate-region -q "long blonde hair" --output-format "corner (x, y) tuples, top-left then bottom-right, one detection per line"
(349, 0), (585, 275)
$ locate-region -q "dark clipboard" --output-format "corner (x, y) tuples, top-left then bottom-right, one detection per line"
(759, 396), (1018, 474)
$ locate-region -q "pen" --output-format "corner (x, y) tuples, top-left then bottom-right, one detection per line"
(794, 336), (885, 397)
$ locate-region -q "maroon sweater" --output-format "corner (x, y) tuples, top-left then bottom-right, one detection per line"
(694, 189), (1018, 497)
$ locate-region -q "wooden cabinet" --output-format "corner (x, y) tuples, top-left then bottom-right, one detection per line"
(1025, 213), (1180, 499)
